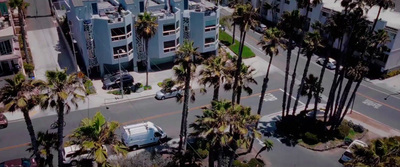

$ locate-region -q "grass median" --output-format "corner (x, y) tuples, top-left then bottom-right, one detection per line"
(219, 30), (255, 59)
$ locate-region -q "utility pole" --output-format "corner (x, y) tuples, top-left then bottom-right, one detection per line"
(118, 49), (126, 99)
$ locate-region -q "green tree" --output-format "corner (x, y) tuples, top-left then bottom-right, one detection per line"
(231, 4), (259, 104)
(39, 70), (86, 165)
(293, 31), (323, 115)
(198, 48), (233, 101)
(135, 11), (158, 87)
(255, 139), (273, 158)
(277, 10), (302, 117)
(299, 74), (321, 112)
(0, 73), (43, 163)
(27, 131), (58, 167)
(225, 63), (257, 104)
(8, 0), (30, 63)
(365, 0), (395, 31)
(68, 112), (128, 166)
(175, 40), (200, 156)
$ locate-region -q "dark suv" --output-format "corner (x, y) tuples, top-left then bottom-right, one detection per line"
(102, 74), (134, 90)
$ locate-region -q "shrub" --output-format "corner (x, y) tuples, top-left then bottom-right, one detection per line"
(233, 160), (249, 167)
(353, 124), (365, 133)
(347, 120), (354, 128)
(144, 85), (152, 90)
(23, 63), (34, 74)
(247, 158), (265, 167)
(196, 149), (208, 159)
(303, 132), (319, 145)
(84, 79), (96, 95)
(384, 69), (400, 79)
(336, 122), (351, 139)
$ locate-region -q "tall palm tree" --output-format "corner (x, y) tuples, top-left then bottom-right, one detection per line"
(135, 12), (158, 87)
(299, 74), (321, 111)
(277, 10), (302, 117)
(27, 131), (58, 167)
(175, 40), (200, 155)
(189, 100), (231, 167)
(366, 0), (395, 31)
(248, 28), (284, 153)
(0, 73), (43, 163)
(231, 4), (259, 104)
(225, 63), (257, 104)
(255, 139), (273, 158)
(68, 112), (128, 166)
(293, 31), (322, 115)
(198, 48), (233, 101)
(8, 0), (30, 63)
(39, 70), (85, 165)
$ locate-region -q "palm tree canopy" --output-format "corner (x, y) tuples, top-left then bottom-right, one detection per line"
(8, 0), (29, 10)
(365, 0), (395, 9)
(296, 0), (322, 9)
(232, 4), (260, 32)
(277, 10), (303, 45)
(198, 49), (233, 89)
(27, 131), (58, 156)
(135, 12), (158, 40)
(258, 27), (286, 57)
(302, 31), (323, 58)
(68, 112), (128, 165)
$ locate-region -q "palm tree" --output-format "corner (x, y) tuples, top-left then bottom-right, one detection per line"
(175, 40), (200, 155)
(293, 31), (322, 115)
(231, 4), (259, 104)
(27, 131), (58, 167)
(225, 63), (257, 104)
(248, 28), (284, 153)
(135, 12), (158, 87)
(189, 100), (231, 167)
(8, 0), (30, 63)
(198, 48), (233, 101)
(277, 10), (302, 117)
(299, 74), (321, 111)
(0, 73), (42, 163)
(255, 139), (273, 158)
(68, 112), (128, 166)
(366, 0), (395, 31)
(39, 70), (86, 165)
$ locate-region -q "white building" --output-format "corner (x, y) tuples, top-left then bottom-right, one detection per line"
(258, 0), (400, 73)
(64, 0), (219, 76)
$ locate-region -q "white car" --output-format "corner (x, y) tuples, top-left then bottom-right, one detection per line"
(254, 24), (267, 33)
(316, 57), (343, 70)
(339, 140), (368, 163)
(63, 145), (108, 166)
(155, 87), (182, 100)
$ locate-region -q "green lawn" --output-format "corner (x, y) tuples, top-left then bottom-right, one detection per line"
(219, 30), (255, 59)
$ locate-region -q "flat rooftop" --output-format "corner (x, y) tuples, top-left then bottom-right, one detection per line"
(322, 0), (400, 30)
(97, 1), (114, 9)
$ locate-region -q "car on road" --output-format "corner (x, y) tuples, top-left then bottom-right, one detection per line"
(102, 73), (134, 90)
(121, 121), (167, 150)
(316, 57), (343, 70)
(0, 158), (37, 167)
(339, 140), (368, 163)
(155, 87), (182, 100)
(254, 24), (267, 33)
(0, 113), (8, 129)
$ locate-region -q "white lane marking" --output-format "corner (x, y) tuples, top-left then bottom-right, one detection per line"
(278, 88), (305, 106)
(362, 99), (382, 109)
(259, 93), (278, 102)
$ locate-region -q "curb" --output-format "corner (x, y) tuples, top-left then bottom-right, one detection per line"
(6, 110), (41, 123)
(102, 94), (156, 106)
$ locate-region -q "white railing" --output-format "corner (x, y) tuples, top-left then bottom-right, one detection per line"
(205, 26), (216, 32)
(163, 46), (176, 53)
(204, 40), (218, 48)
(163, 29), (176, 36)
(126, 31), (132, 38)
(111, 34), (126, 41)
(113, 52), (128, 59)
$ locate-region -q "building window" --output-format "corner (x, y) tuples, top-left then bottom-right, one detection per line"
(113, 45), (127, 59)
(205, 38), (215, 43)
(285, 0), (290, 4)
(176, 21), (180, 29)
(139, 2), (144, 13)
(164, 40), (176, 52)
(92, 3), (98, 15)
(163, 24), (176, 36)
(322, 12), (328, 17)
(111, 27), (126, 41)
(0, 40), (12, 55)
(126, 24), (131, 33)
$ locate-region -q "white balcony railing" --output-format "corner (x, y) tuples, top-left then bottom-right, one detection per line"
(204, 40), (218, 48)
(111, 34), (126, 41)
(113, 52), (128, 59)
(163, 27), (180, 36)
(163, 46), (176, 53)
(126, 31), (132, 38)
(205, 25), (217, 32)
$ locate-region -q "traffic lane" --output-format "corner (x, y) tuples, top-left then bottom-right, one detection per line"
(25, 0), (51, 17)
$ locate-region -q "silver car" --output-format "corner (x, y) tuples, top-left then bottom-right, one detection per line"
(155, 88), (182, 100)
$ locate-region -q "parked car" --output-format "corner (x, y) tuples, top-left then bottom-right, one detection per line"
(63, 145), (109, 166)
(0, 113), (8, 129)
(339, 140), (368, 163)
(254, 23), (267, 33)
(102, 74), (134, 90)
(121, 121), (167, 150)
(0, 158), (37, 167)
(316, 57), (343, 70)
(155, 87), (182, 100)
(102, 70), (129, 81)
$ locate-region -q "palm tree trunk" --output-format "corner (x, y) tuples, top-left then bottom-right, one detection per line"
(314, 54), (329, 119)
(236, 86), (242, 104)
(249, 56), (273, 153)
(145, 39), (149, 86)
(282, 38), (293, 118)
(178, 63), (191, 156)
(22, 109), (40, 163)
(232, 24), (236, 44)
(293, 56), (312, 115)
(19, 8), (30, 64)
(286, 48), (300, 116)
(305, 93), (312, 111)
(218, 146), (223, 167)
(232, 30), (245, 104)
(338, 79), (361, 125)
(57, 101), (65, 167)
(371, 7), (382, 32)
(209, 148), (215, 167)
(213, 81), (220, 101)
(331, 78), (353, 130)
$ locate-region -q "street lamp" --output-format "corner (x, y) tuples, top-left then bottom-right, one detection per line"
(117, 49), (126, 99)
(384, 92), (400, 100)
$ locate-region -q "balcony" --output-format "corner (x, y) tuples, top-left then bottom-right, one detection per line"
(113, 51), (128, 59)
(163, 27), (180, 36)
(205, 25), (217, 32)
(163, 43), (180, 53)
(204, 40), (218, 48)
(111, 34), (127, 41)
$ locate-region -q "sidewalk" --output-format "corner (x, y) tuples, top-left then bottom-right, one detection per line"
(367, 75), (400, 94)
(259, 103), (400, 139)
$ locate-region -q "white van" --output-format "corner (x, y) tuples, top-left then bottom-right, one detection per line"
(339, 140), (368, 163)
(121, 121), (167, 150)
(63, 145), (92, 166)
